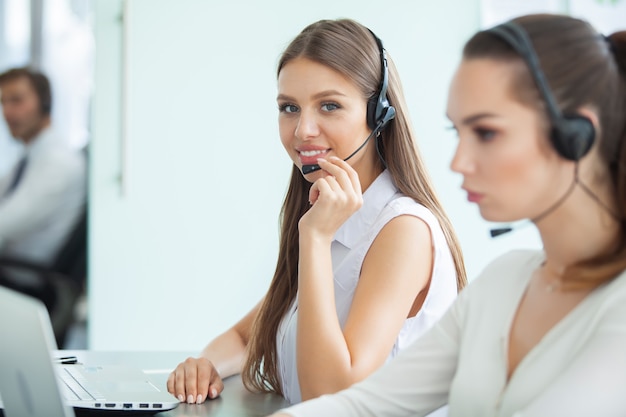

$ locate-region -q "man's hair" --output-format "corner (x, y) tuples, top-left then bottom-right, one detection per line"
(0, 67), (52, 116)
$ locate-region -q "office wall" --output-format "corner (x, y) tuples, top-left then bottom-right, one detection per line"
(90, 0), (542, 350)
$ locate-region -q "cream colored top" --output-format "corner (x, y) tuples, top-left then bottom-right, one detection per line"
(281, 250), (626, 416)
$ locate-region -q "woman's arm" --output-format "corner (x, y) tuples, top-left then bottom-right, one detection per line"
(296, 157), (436, 400)
(167, 299), (262, 403)
(272, 293), (465, 417)
(297, 214), (434, 399)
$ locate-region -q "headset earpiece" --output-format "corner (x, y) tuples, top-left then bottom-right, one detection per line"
(366, 30), (396, 132)
(488, 22), (595, 161)
(366, 95), (381, 130)
(367, 95), (395, 132)
(41, 99), (51, 116)
(378, 105), (396, 130)
(551, 115), (596, 161)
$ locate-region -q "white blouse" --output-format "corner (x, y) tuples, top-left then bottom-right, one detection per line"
(0, 127), (85, 286)
(276, 170), (458, 404)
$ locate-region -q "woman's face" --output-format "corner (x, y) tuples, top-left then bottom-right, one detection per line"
(277, 57), (375, 183)
(447, 58), (572, 223)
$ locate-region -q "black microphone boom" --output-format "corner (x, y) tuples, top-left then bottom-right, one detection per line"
(489, 167), (579, 237)
(301, 128), (379, 175)
(489, 227), (513, 238)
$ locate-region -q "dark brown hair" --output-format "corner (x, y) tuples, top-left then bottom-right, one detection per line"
(464, 14), (626, 289)
(0, 67), (52, 115)
(242, 18), (467, 395)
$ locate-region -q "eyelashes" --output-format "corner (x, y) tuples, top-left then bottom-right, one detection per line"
(278, 103), (298, 113)
(320, 102), (340, 112)
(473, 127), (497, 142)
(445, 124), (497, 142)
(277, 102), (342, 114)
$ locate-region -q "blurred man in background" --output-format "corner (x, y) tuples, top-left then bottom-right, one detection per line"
(0, 67), (86, 312)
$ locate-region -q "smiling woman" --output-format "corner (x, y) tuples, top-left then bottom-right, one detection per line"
(167, 18), (466, 409)
(277, 58), (375, 184)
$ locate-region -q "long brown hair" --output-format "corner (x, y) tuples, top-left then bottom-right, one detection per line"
(464, 14), (626, 289)
(242, 19), (467, 395)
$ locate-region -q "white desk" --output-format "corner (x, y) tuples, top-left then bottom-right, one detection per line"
(61, 350), (290, 417)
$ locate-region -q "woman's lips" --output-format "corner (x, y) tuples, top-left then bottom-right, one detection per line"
(466, 191), (484, 203)
(298, 149), (330, 165)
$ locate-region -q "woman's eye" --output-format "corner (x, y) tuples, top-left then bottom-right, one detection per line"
(321, 102), (340, 112)
(278, 103), (299, 113)
(474, 128), (496, 142)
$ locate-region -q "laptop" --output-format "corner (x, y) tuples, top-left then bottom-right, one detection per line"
(0, 286), (179, 415)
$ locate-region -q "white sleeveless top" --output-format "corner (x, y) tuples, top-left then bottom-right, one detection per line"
(276, 170), (459, 404)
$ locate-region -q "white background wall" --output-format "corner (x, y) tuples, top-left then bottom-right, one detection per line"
(89, 0), (545, 351)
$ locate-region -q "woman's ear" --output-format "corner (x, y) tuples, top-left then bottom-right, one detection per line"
(577, 107), (600, 133)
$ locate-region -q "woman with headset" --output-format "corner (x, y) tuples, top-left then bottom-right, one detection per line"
(167, 19), (466, 406)
(270, 14), (626, 417)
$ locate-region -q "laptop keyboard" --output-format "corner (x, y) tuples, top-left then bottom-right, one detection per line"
(59, 366), (106, 401)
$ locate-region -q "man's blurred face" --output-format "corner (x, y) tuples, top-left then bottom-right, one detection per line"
(0, 77), (48, 143)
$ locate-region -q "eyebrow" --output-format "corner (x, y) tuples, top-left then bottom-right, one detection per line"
(450, 112), (500, 125)
(276, 89), (347, 102)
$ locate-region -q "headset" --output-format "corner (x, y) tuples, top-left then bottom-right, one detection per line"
(366, 30), (396, 132)
(487, 22), (595, 161)
(301, 29), (396, 174)
(487, 22), (604, 237)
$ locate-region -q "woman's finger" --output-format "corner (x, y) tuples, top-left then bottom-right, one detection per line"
(309, 176), (333, 205)
(195, 359), (212, 403)
(182, 358), (199, 403)
(328, 156), (362, 195)
(317, 157), (362, 197)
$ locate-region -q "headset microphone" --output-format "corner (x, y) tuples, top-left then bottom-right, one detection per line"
(485, 22), (604, 237)
(301, 28), (396, 176)
(489, 166), (579, 237)
(489, 221), (531, 238)
(489, 226), (514, 238)
(302, 129), (377, 175)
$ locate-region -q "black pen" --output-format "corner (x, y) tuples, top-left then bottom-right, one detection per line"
(54, 356), (78, 364)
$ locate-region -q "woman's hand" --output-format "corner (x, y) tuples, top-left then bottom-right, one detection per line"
(167, 357), (224, 404)
(299, 157), (363, 240)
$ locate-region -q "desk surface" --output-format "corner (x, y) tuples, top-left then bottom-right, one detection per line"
(61, 350), (289, 417)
